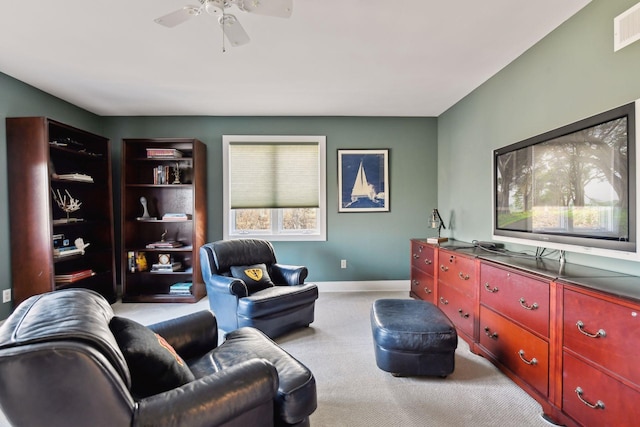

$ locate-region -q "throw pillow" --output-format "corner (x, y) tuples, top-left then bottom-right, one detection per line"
(109, 316), (195, 398)
(230, 263), (275, 293)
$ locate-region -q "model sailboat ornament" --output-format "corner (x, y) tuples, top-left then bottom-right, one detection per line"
(154, 0), (293, 48)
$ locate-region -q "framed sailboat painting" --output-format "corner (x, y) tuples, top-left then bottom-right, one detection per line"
(338, 149), (389, 212)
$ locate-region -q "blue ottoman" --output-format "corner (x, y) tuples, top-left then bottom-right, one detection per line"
(371, 299), (458, 377)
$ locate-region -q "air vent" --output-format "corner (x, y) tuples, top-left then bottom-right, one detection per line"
(614, 2), (640, 51)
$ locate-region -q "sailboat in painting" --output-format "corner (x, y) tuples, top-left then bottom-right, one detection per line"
(351, 161), (373, 202)
(345, 161), (384, 207)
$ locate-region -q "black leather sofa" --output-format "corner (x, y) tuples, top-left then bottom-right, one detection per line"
(200, 239), (319, 338)
(0, 288), (317, 427)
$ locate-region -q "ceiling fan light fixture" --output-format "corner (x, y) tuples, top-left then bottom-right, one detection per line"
(204, 0), (224, 16)
(154, 0), (291, 47)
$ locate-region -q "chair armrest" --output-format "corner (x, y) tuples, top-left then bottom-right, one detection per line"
(271, 264), (308, 285)
(134, 358), (278, 427)
(207, 274), (249, 298)
(147, 311), (219, 359)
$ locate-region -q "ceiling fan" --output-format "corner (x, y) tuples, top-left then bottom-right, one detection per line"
(154, 0), (293, 48)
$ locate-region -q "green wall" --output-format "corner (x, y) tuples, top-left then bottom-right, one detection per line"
(0, 73), (437, 319)
(438, 0), (640, 275)
(103, 116), (438, 283)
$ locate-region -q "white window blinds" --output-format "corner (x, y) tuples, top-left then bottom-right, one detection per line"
(229, 141), (320, 209)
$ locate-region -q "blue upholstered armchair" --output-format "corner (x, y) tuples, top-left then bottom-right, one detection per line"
(199, 239), (318, 338)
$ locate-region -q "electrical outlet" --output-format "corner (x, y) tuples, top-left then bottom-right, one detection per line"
(2, 289), (11, 303)
(341, 259), (347, 269)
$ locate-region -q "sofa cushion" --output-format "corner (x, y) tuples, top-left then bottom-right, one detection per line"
(109, 316), (195, 398)
(237, 283), (318, 319)
(230, 263), (275, 293)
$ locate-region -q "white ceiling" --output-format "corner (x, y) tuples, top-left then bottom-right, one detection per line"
(0, 0), (591, 117)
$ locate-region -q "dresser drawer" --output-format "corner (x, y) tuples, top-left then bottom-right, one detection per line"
(437, 281), (474, 338)
(479, 306), (549, 397)
(563, 288), (640, 387)
(480, 262), (549, 337)
(563, 352), (640, 427)
(411, 267), (435, 303)
(438, 249), (476, 298)
(411, 241), (435, 275)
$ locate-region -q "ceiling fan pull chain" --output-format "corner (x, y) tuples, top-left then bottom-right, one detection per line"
(222, 10), (227, 52)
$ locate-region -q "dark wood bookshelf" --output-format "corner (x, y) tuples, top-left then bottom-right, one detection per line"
(121, 138), (207, 303)
(6, 117), (117, 306)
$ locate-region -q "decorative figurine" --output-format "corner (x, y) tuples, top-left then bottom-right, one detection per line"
(74, 238), (90, 254)
(136, 252), (148, 272)
(137, 196), (156, 220)
(172, 162), (181, 184)
(51, 188), (82, 222)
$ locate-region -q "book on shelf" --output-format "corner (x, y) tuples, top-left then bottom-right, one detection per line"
(55, 269), (95, 284)
(146, 148), (183, 158)
(53, 246), (84, 257)
(52, 233), (68, 249)
(151, 262), (182, 272)
(162, 213), (190, 221)
(55, 173), (94, 183)
(169, 282), (192, 295)
(146, 240), (184, 249)
(153, 165), (172, 184)
(53, 238), (90, 257)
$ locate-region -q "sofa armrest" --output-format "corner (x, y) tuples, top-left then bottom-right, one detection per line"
(207, 274), (249, 298)
(147, 311), (219, 360)
(134, 358), (278, 427)
(271, 264), (308, 285)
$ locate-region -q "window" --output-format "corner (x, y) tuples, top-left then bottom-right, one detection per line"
(223, 135), (326, 241)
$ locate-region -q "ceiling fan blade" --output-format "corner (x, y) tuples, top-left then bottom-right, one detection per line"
(219, 14), (250, 47)
(236, 0), (293, 18)
(154, 5), (202, 27)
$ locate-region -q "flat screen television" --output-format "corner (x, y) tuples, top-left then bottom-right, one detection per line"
(493, 100), (640, 260)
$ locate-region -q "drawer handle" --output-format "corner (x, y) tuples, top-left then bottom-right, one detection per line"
(576, 321), (606, 338)
(413, 253), (420, 259)
(458, 272), (470, 280)
(424, 258), (433, 265)
(439, 297), (449, 305)
(518, 350), (537, 365)
(519, 298), (539, 311)
(575, 387), (605, 410)
(412, 280), (419, 286)
(484, 282), (499, 293)
(424, 287), (432, 294)
(458, 308), (469, 319)
(483, 326), (498, 340)
(440, 265), (449, 272)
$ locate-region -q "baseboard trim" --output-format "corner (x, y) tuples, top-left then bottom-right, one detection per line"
(314, 280), (409, 293)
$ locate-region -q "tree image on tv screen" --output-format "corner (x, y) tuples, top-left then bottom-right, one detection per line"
(496, 116), (628, 240)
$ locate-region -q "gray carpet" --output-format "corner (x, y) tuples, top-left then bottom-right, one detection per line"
(114, 291), (552, 426)
(0, 291), (553, 426)
(276, 292), (550, 427)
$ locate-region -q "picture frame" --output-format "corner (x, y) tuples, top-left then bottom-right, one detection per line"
(338, 149), (389, 212)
